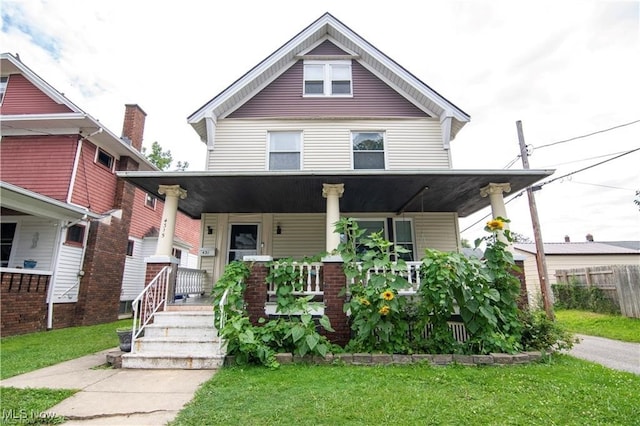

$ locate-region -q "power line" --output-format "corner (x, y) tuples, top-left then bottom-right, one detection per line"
(461, 146), (640, 234)
(533, 119), (640, 150)
(568, 180), (637, 192)
(542, 150), (629, 168)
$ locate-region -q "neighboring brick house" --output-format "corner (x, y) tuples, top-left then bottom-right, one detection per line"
(0, 52), (199, 336)
(119, 13), (552, 344)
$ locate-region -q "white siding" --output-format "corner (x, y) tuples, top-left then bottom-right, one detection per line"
(200, 214), (219, 281)
(2, 216), (58, 270)
(272, 213), (325, 259)
(121, 237), (144, 301)
(514, 250), (640, 309)
(412, 212), (459, 254)
(209, 119), (448, 171)
(51, 243), (83, 303)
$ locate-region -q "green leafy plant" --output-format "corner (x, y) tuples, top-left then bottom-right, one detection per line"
(552, 279), (620, 314)
(335, 218), (413, 353)
(519, 309), (576, 352)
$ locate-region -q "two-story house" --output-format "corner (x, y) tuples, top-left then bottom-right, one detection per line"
(119, 13), (552, 350)
(0, 52), (200, 336)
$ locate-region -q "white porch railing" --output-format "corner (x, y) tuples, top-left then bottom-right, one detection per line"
(131, 266), (172, 349)
(351, 261), (423, 294)
(175, 267), (207, 298)
(267, 262), (323, 296)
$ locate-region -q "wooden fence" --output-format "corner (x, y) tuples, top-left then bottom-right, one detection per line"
(555, 265), (640, 318)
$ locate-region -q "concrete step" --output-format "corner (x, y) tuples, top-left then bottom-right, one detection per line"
(143, 324), (219, 339)
(152, 311), (215, 327)
(133, 337), (220, 354)
(122, 353), (225, 369)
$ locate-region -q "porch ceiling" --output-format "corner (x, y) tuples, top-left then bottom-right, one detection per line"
(118, 169), (554, 219)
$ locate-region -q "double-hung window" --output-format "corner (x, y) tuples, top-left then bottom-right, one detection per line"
(352, 131), (385, 169)
(393, 219), (415, 261)
(268, 131), (301, 170)
(0, 76), (8, 104)
(303, 60), (352, 96)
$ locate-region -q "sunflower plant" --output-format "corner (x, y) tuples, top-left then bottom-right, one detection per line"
(335, 218), (413, 354)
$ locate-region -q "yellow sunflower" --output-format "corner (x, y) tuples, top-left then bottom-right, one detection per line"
(359, 297), (371, 306)
(381, 290), (394, 301)
(379, 305), (390, 316)
(486, 219), (505, 231)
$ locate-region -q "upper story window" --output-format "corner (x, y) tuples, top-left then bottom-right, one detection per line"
(96, 148), (114, 170)
(126, 240), (135, 257)
(145, 193), (157, 209)
(303, 60), (352, 96)
(352, 131), (385, 169)
(0, 76), (8, 104)
(268, 131), (301, 170)
(65, 225), (85, 247)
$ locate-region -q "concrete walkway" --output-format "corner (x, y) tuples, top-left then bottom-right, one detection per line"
(0, 349), (216, 425)
(568, 334), (640, 375)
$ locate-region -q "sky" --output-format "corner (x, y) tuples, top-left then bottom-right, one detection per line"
(2, 0), (639, 243)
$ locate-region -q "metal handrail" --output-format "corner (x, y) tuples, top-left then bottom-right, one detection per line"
(131, 266), (172, 351)
(57, 279), (80, 300)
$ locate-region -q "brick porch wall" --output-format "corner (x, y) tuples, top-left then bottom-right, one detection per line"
(1, 272), (50, 336)
(320, 261), (350, 346)
(245, 262), (268, 325)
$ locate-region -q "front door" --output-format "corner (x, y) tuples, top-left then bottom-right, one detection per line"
(227, 224), (259, 263)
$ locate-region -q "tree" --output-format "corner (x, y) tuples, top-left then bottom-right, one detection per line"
(142, 141), (189, 171)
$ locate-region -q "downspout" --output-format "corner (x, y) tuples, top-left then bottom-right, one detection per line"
(47, 221), (65, 330)
(67, 128), (102, 204)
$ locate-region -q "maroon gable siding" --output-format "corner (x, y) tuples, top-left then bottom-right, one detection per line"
(228, 61), (428, 118)
(307, 40), (350, 55)
(0, 74), (73, 115)
(0, 136), (77, 202)
(70, 142), (119, 213)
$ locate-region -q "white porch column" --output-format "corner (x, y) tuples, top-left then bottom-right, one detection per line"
(322, 183), (344, 253)
(480, 182), (511, 244)
(155, 185), (187, 256)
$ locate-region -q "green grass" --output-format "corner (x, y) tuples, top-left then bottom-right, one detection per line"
(171, 356), (640, 426)
(555, 309), (640, 343)
(0, 319), (132, 379)
(0, 387), (75, 425)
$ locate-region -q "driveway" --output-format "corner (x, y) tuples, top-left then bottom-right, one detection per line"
(568, 334), (640, 375)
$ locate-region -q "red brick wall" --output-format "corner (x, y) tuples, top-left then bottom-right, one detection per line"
(1, 272), (50, 336)
(121, 104), (146, 152)
(75, 156), (138, 325)
(514, 260), (529, 309)
(52, 303), (78, 329)
(245, 263), (268, 325)
(320, 261), (350, 346)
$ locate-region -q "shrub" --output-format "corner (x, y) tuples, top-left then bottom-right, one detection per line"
(519, 309), (576, 352)
(552, 280), (620, 314)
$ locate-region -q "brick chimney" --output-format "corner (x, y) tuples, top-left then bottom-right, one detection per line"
(586, 233), (594, 242)
(121, 104), (146, 151)
(564, 235), (570, 242)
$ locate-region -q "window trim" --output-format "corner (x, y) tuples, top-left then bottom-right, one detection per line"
(126, 240), (135, 257)
(351, 131), (387, 170)
(392, 218), (416, 261)
(266, 131), (303, 171)
(0, 221), (18, 268)
(303, 60), (352, 97)
(65, 224), (86, 247)
(144, 193), (157, 210)
(95, 147), (115, 171)
(0, 76), (8, 105)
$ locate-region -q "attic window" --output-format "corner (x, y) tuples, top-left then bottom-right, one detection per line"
(96, 148), (114, 170)
(0, 76), (8, 104)
(303, 60), (352, 96)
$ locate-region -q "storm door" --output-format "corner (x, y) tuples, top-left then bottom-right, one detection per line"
(227, 224), (259, 263)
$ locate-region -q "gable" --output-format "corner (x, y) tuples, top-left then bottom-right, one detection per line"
(0, 74), (73, 115)
(307, 39), (350, 55)
(228, 60), (427, 119)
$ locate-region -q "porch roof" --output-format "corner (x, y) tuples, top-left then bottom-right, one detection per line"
(118, 169), (553, 220)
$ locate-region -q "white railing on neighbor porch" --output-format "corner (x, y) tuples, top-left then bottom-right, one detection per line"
(351, 261), (423, 294)
(131, 266), (172, 348)
(267, 262), (323, 297)
(175, 267), (207, 299)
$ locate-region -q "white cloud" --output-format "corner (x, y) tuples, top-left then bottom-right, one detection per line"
(2, 0), (639, 241)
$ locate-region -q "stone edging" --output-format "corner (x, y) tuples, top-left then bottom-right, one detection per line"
(224, 351), (544, 367)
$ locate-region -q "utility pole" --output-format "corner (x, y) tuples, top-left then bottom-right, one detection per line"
(516, 120), (554, 320)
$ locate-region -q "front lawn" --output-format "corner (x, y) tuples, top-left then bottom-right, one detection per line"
(555, 309), (640, 343)
(0, 319), (132, 379)
(171, 355), (640, 425)
(0, 387), (75, 425)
